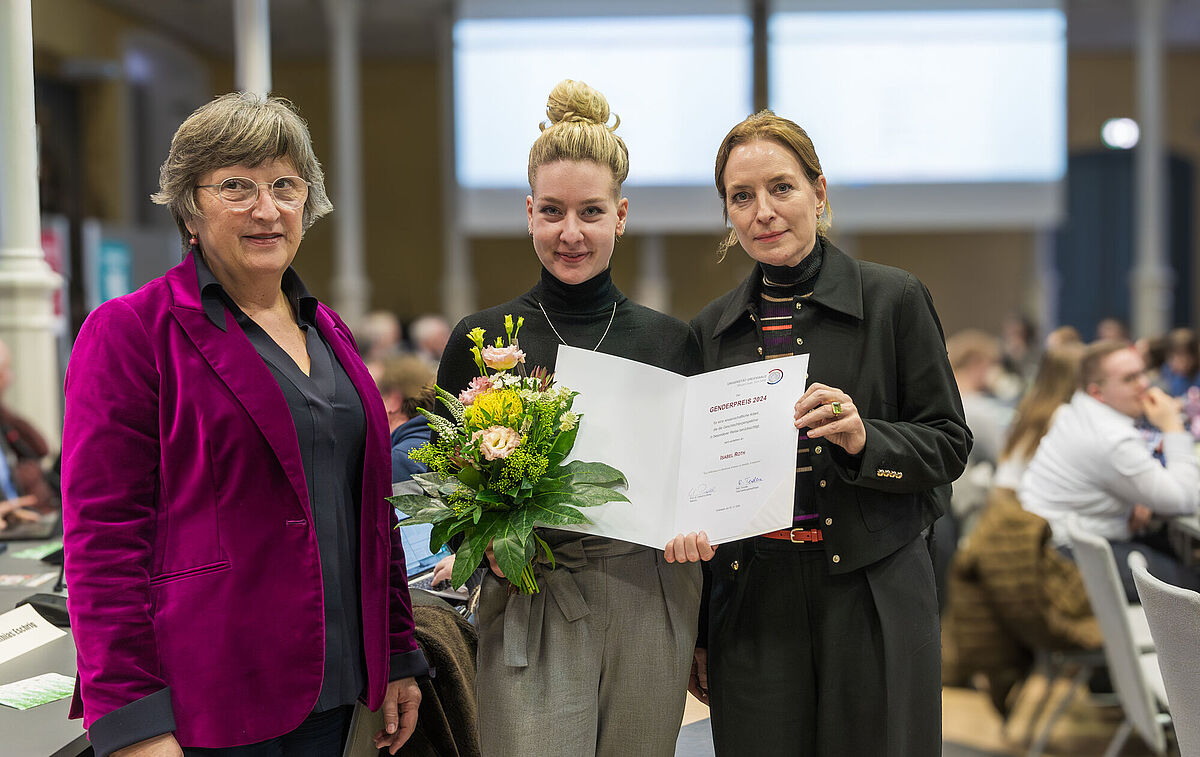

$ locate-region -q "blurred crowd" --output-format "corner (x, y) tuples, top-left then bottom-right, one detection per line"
(941, 313), (1200, 718)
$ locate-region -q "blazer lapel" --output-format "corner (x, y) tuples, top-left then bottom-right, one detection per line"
(171, 305), (311, 515)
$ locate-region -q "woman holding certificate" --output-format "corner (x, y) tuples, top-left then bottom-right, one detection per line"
(689, 111), (971, 755)
(435, 79), (706, 756)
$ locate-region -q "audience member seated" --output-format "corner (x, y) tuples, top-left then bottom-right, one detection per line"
(1161, 327), (1200, 397)
(358, 309), (405, 363)
(948, 329), (1008, 467)
(945, 329), (1009, 555)
(1136, 333), (1168, 389)
(375, 355), (437, 486)
(993, 345), (1082, 491)
(943, 488), (1101, 717)
(996, 313), (1039, 400)
(1095, 316), (1129, 342)
(1019, 339), (1200, 602)
(0, 338), (56, 531)
(408, 314), (451, 368)
(1044, 324), (1082, 350)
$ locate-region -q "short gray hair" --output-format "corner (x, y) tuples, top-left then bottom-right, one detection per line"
(151, 92), (333, 250)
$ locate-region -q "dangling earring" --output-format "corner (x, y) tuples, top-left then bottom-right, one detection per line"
(188, 232), (199, 254)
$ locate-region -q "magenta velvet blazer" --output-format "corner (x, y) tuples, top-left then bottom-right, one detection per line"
(61, 256), (419, 748)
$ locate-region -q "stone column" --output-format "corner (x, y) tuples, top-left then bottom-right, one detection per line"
(234, 0), (271, 96)
(1131, 0), (1170, 338)
(0, 0), (64, 445)
(438, 5), (474, 320)
(324, 0), (369, 327)
(635, 235), (669, 314)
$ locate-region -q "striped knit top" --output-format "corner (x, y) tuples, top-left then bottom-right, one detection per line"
(758, 240), (824, 535)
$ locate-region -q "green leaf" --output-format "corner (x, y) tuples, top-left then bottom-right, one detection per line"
(491, 524), (536, 584)
(411, 472), (447, 498)
(533, 531), (556, 570)
(530, 484), (625, 509)
(559, 460), (627, 486)
(438, 480), (467, 498)
(573, 482), (630, 506)
(546, 424), (579, 467)
(519, 498), (594, 528)
(456, 466), (484, 489)
(429, 517), (470, 552)
(452, 513), (509, 587)
(474, 489), (506, 505)
(387, 493), (436, 515)
(387, 496), (450, 525)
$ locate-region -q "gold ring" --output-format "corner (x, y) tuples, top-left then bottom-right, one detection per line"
(831, 401), (842, 415)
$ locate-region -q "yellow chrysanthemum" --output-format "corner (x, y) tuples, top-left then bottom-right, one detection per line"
(464, 388), (524, 430)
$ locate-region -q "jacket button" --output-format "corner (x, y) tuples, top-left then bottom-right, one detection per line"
(825, 517), (833, 526)
(731, 560), (739, 571)
(832, 555), (841, 564)
(814, 445), (822, 454)
(749, 313), (756, 322)
(796, 337), (804, 346)
(795, 302), (803, 310)
(757, 346), (763, 355)
(818, 479), (827, 488)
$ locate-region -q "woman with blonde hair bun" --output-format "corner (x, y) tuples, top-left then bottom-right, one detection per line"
(993, 344), (1083, 490)
(436, 79), (712, 756)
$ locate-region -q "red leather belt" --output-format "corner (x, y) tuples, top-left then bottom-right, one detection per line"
(762, 528), (823, 543)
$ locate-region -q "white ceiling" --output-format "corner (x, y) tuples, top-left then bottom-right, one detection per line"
(89, 0), (1200, 60)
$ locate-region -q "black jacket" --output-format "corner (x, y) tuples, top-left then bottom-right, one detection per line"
(690, 240), (971, 574)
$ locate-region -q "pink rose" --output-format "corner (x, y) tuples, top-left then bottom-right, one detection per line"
(458, 376), (493, 406)
(481, 344), (526, 371)
(473, 425), (523, 461)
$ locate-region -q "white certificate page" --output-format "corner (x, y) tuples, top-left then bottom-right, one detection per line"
(553, 346), (806, 547)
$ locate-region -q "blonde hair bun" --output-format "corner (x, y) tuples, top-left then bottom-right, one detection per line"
(527, 79), (629, 191)
(542, 79), (620, 132)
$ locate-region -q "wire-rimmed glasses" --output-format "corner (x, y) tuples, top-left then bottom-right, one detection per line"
(196, 176), (310, 211)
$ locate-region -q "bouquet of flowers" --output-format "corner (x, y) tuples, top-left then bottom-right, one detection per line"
(389, 315), (628, 594)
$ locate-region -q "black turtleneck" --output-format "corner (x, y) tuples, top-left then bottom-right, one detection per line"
(760, 237), (823, 292)
(436, 266), (700, 407)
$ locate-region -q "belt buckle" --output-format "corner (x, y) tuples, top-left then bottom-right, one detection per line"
(788, 528), (822, 543)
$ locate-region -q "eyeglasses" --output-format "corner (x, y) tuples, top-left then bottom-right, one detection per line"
(196, 176), (310, 211)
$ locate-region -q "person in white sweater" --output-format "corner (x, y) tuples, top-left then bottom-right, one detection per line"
(1019, 340), (1200, 601)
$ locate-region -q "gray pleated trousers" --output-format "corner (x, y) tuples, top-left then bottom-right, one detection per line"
(474, 534), (702, 757)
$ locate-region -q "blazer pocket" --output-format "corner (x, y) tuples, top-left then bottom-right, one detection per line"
(857, 490), (910, 532)
(149, 559), (232, 587)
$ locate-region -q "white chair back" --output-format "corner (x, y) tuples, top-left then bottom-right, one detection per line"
(1132, 556), (1200, 757)
(1065, 521), (1167, 754)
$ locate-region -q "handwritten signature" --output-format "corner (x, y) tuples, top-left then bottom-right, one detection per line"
(737, 476), (764, 486)
(688, 483), (716, 499)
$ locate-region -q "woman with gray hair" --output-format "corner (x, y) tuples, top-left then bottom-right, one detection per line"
(62, 93), (426, 756)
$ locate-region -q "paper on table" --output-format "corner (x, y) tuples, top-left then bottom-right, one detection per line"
(0, 604), (67, 666)
(0, 572), (58, 588)
(0, 672), (75, 710)
(554, 346), (806, 547)
(9, 542), (63, 561)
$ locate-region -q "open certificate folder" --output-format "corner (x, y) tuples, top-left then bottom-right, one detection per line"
(553, 346), (808, 547)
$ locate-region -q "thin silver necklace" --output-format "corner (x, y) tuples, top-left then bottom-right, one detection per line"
(538, 301), (618, 351)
